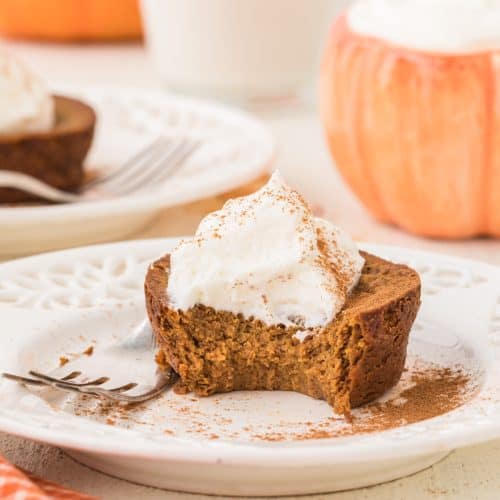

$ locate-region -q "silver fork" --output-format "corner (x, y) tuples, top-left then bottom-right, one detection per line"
(0, 136), (200, 204)
(2, 320), (175, 403)
(2, 366), (178, 404)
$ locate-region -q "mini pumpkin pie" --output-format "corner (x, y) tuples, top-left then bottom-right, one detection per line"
(145, 173), (421, 416)
(0, 50), (95, 203)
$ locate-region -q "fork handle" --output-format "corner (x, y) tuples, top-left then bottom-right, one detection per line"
(0, 170), (81, 203)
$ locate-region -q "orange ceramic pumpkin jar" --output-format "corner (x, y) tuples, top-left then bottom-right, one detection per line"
(320, 2), (500, 239)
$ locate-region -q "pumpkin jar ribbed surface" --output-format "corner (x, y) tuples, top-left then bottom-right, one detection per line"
(320, 15), (500, 239)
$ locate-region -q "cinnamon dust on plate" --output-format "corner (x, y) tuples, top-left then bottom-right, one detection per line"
(253, 366), (475, 441)
(58, 356), (69, 367)
(68, 360), (477, 442)
(83, 345), (94, 356)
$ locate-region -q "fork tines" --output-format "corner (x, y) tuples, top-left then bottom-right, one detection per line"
(2, 367), (178, 404)
(85, 136), (200, 196)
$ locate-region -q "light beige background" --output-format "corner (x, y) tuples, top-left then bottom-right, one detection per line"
(1, 22), (500, 500)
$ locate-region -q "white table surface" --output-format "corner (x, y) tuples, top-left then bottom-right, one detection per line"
(1, 39), (500, 500)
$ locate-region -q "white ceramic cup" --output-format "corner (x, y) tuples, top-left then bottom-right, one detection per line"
(141, 0), (343, 100)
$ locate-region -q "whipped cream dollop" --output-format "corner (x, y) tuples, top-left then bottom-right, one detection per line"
(167, 172), (364, 329)
(347, 0), (500, 54)
(0, 50), (54, 135)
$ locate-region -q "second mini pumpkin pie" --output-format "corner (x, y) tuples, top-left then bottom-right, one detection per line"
(0, 51), (96, 203)
(0, 96), (96, 203)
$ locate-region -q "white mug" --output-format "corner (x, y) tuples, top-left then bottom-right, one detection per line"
(141, 0), (344, 100)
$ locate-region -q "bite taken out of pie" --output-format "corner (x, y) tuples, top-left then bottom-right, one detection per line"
(145, 172), (421, 416)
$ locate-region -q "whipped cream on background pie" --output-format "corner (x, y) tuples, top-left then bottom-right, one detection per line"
(0, 50), (54, 135)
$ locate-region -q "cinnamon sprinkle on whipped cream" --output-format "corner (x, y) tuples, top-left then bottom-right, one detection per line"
(167, 172), (364, 329)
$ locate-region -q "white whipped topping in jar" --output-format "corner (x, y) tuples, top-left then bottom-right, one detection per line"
(347, 0), (500, 54)
(0, 50), (54, 136)
(167, 172), (365, 330)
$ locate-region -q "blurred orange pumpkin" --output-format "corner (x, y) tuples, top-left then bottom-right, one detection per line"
(0, 0), (142, 41)
(320, 15), (500, 239)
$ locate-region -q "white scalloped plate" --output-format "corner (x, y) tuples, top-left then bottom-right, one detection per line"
(0, 85), (273, 258)
(0, 239), (499, 496)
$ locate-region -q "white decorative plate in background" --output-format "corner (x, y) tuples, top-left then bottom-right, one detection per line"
(0, 86), (274, 258)
(0, 239), (499, 496)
